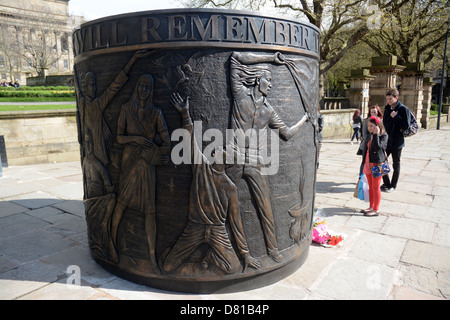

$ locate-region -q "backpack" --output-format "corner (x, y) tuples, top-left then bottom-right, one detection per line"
(401, 109), (419, 137)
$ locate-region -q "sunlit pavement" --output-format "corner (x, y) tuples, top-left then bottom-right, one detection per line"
(1, 127), (449, 300)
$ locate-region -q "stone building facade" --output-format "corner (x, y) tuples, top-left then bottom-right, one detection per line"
(0, 0), (83, 85)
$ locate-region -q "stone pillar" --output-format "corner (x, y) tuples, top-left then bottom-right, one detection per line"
(443, 103), (450, 114)
(347, 68), (375, 116)
(337, 80), (347, 97)
(369, 56), (405, 111)
(400, 62), (425, 128)
(67, 33), (74, 73)
(421, 77), (435, 129)
(55, 31), (62, 71)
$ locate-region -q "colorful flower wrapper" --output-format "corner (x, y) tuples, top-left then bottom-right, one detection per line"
(312, 224), (330, 244)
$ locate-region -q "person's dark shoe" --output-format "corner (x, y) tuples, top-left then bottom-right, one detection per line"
(364, 210), (379, 217)
(380, 184), (388, 191)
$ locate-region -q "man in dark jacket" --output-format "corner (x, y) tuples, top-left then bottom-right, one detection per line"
(381, 89), (411, 192)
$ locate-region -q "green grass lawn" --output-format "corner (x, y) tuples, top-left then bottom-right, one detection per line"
(0, 104), (76, 112)
(0, 97), (76, 111)
(0, 97), (76, 103)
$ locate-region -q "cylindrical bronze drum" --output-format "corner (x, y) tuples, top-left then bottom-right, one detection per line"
(73, 8), (320, 293)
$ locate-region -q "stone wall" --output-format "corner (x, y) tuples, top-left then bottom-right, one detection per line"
(3, 108), (349, 167)
(26, 74), (74, 87)
(0, 110), (80, 166)
(320, 109), (355, 139)
(320, 109), (449, 140)
(429, 113), (449, 130)
(323, 97), (351, 110)
(0, 108), (447, 166)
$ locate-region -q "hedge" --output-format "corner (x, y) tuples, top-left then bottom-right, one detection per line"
(1, 86), (72, 91)
(0, 88), (75, 98)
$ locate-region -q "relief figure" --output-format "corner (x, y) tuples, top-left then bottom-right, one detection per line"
(162, 93), (260, 274)
(82, 129), (115, 199)
(83, 129), (117, 262)
(227, 52), (309, 262)
(75, 50), (153, 167)
(110, 74), (171, 272)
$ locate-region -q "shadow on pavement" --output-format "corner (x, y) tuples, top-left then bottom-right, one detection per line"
(0, 198), (195, 298)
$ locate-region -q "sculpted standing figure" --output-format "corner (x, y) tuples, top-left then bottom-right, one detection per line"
(227, 52), (309, 262)
(110, 74), (170, 271)
(162, 93), (260, 274)
(83, 129), (117, 262)
(75, 50), (152, 166)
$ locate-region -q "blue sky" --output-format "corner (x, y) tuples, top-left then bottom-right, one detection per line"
(69, 0), (183, 21)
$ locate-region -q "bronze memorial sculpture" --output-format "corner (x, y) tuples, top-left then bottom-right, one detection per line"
(73, 8), (320, 293)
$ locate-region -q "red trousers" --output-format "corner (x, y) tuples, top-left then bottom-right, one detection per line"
(365, 173), (382, 211)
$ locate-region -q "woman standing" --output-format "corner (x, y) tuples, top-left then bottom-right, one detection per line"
(110, 74), (170, 271)
(360, 116), (388, 217)
(361, 105), (383, 143)
(350, 109), (362, 144)
(358, 105), (383, 167)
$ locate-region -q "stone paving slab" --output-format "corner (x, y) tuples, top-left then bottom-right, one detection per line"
(1, 127), (450, 301)
(346, 231), (406, 268)
(401, 241), (450, 273)
(312, 257), (397, 300)
(381, 216), (436, 242)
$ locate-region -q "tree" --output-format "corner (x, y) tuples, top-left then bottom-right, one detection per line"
(20, 8), (68, 77)
(0, 2), (71, 79)
(0, 27), (20, 81)
(181, 0), (410, 99)
(323, 40), (375, 96)
(363, 0), (449, 66)
(21, 28), (64, 77)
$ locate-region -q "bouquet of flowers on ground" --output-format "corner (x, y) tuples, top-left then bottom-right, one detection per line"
(312, 209), (344, 247)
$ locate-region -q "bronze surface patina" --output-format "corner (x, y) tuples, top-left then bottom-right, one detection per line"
(74, 8), (320, 293)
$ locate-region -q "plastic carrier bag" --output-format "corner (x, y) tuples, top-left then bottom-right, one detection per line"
(356, 174), (370, 202)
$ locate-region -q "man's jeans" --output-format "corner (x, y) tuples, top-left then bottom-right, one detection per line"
(382, 148), (402, 189)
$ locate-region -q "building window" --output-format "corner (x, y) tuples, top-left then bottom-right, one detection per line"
(64, 59), (68, 69)
(61, 33), (69, 52)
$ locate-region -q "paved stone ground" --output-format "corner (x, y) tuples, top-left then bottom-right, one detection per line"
(1, 127), (449, 300)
